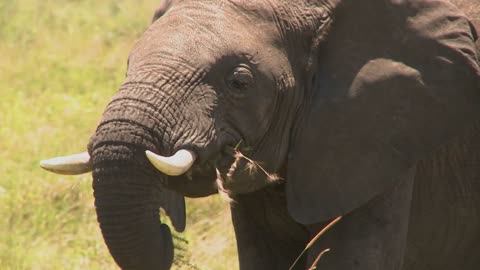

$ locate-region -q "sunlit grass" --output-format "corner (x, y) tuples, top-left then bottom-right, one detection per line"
(0, 1), (237, 269)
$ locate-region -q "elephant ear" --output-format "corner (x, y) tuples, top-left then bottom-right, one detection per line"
(287, 0), (480, 224)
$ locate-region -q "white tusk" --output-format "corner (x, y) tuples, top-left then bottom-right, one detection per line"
(40, 152), (92, 175)
(145, 149), (196, 176)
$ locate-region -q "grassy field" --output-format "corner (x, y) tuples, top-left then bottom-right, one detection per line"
(0, 1), (237, 269)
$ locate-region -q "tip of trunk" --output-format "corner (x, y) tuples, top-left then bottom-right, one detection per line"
(94, 188), (175, 270)
(99, 211), (175, 270)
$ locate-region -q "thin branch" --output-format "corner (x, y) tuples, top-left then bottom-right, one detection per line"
(289, 216), (342, 270)
(308, 248), (331, 270)
(306, 216), (342, 249)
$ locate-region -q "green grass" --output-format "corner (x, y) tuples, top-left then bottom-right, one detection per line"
(0, 1), (237, 269)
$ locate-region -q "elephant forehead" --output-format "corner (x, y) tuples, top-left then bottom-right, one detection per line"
(127, 1), (277, 71)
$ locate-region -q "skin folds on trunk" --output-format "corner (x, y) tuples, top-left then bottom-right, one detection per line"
(90, 124), (175, 270)
(87, 81), (217, 269)
(87, 85), (180, 269)
(94, 175), (174, 270)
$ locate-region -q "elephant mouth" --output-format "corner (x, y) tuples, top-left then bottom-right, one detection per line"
(150, 143), (275, 197)
(40, 143), (277, 196)
(211, 145), (282, 196)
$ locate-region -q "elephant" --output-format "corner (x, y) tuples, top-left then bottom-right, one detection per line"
(40, 0), (480, 269)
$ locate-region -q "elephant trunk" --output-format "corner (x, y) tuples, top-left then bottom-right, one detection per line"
(87, 70), (218, 268)
(88, 95), (177, 269)
(93, 172), (173, 270)
(90, 138), (174, 270)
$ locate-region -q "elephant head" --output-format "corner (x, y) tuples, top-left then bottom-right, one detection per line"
(41, 0), (480, 269)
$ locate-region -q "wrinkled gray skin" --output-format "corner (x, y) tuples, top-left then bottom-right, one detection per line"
(82, 0), (480, 269)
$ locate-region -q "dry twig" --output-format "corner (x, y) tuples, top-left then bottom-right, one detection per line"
(289, 216), (342, 270)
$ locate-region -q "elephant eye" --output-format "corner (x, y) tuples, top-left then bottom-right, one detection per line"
(226, 66), (254, 91)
